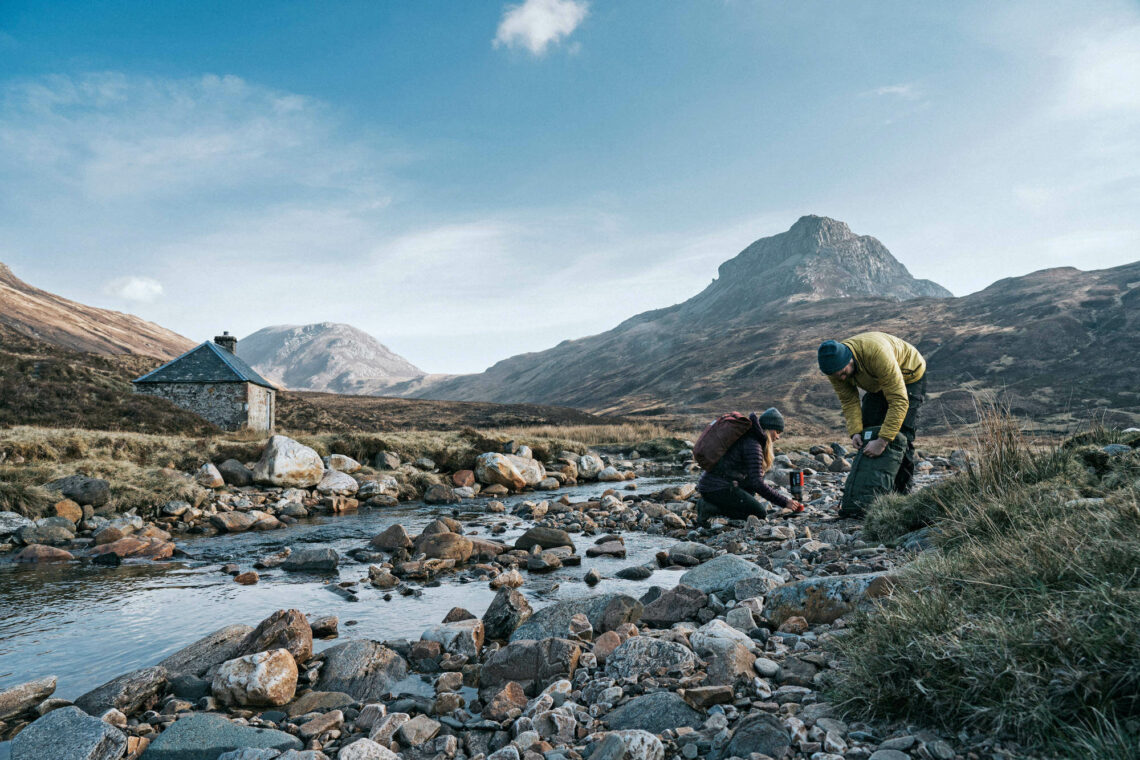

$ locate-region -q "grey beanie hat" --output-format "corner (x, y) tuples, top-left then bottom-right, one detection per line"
(758, 407), (785, 432)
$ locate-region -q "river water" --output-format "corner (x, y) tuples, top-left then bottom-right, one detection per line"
(0, 475), (690, 710)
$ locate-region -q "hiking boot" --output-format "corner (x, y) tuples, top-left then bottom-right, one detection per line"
(696, 497), (714, 527)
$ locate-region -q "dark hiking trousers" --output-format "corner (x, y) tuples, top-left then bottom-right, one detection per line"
(860, 373), (927, 494)
(701, 486), (767, 521)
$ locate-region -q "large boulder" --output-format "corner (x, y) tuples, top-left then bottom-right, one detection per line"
(423, 483), (460, 505)
(195, 463), (224, 489)
(482, 588), (533, 640)
(0, 675), (57, 721)
(689, 621), (756, 686)
(11, 706), (127, 760)
(316, 468), (359, 496)
(210, 511), (259, 533)
(602, 730), (664, 760)
(679, 553), (769, 597)
(212, 649), (298, 706)
(316, 641), (408, 702)
(158, 625), (254, 678)
(44, 475), (110, 507)
(141, 712), (302, 759)
(420, 619), (484, 658)
(481, 638), (581, 696)
(238, 609), (313, 664)
(576, 454), (604, 480)
(475, 453), (527, 491)
(217, 459), (254, 487)
(326, 454), (362, 473)
(505, 454), (546, 487)
(252, 436), (324, 488)
(371, 524), (412, 551)
(281, 547), (339, 572)
(640, 584), (707, 628)
(0, 511), (33, 537)
(414, 532), (473, 563)
(90, 536), (174, 560)
(724, 712), (790, 759)
(14, 544), (74, 563)
(74, 665), (167, 716)
(513, 526), (575, 552)
(511, 594), (641, 642)
(606, 691), (702, 734)
(16, 521), (74, 546)
(762, 571), (896, 625)
(604, 637), (698, 680)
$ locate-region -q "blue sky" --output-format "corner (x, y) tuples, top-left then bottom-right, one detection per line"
(1, 0), (1138, 373)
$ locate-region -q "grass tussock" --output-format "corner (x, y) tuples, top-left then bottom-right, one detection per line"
(830, 411), (1140, 755)
(0, 422), (681, 517)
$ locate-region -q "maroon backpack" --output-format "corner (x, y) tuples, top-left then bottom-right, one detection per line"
(693, 412), (752, 470)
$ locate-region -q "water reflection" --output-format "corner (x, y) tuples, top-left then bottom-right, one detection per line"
(0, 476), (686, 700)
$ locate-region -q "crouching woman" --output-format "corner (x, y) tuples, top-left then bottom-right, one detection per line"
(696, 407), (804, 524)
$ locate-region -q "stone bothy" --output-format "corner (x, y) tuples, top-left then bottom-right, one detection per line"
(132, 332), (276, 432)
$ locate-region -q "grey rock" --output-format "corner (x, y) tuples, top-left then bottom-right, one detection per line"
(666, 541), (715, 562)
(732, 569), (785, 600)
(281, 547), (339, 572)
(606, 691), (702, 734)
(140, 712), (302, 759)
(217, 459), (254, 487)
(11, 705), (127, 760)
(0, 511), (33, 537)
(44, 475), (111, 506)
(511, 594), (642, 642)
(158, 625), (255, 677)
(0, 675), (56, 721)
(604, 637), (698, 679)
(482, 588), (533, 640)
(315, 640), (408, 702)
(285, 690), (355, 718)
(481, 638), (581, 696)
(16, 523), (75, 546)
(423, 484), (460, 505)
(869, 751), (913, 760)
(514, 526), (575, 551)
(396, 714), (441, 746)
(74, 665), (167, 716)
(763, 571), (895, 625)
(679, 554), (767, 597)
(640, 585), (707, 628)
(724, 712), (789, 759)
(215, 750), (282, 760)
(615, 565), (652, 580)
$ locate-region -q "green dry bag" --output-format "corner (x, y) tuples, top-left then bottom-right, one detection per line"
(840, 425), (908, 516)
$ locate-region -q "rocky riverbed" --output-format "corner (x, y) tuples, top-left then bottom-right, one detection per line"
(0, 436), (1013, 760)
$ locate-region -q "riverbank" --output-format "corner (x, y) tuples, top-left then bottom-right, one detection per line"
(0, 430), (986, 760)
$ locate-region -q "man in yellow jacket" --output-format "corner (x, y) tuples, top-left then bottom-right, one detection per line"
(817, 332), (927, 494)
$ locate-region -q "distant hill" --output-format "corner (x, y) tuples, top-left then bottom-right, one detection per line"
(0, 262), (194, 359)
(403, 216), (1140, 432)
(237, 323), (426, 394)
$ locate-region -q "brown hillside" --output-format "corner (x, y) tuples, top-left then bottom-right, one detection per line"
(0, 262), (194, 359)
(408, 218), (1140, 434)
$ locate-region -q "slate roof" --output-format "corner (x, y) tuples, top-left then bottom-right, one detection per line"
(133, 341), (276, 389)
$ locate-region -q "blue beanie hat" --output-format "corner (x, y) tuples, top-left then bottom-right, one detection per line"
(818, 340), (854, 375)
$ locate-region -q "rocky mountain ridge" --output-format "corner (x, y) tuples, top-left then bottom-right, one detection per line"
(237, 323), (426, 394)
(0, 262), (194, 359)
(402, 217), (1140, 431)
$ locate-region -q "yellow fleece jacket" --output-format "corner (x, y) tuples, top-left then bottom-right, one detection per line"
(827, 332), (926, 441)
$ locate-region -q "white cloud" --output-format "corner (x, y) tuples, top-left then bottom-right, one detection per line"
(494, 0), (588, 56)
(868, 84), (920, 99)
(103, 276), (164, 303)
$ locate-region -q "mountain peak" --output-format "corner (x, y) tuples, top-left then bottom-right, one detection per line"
(691, 216), (951, 315)
(237, 322), (424, 394)
(787, 214), (854, 245)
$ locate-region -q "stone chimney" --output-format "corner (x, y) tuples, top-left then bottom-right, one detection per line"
(214, 331), (237, 354)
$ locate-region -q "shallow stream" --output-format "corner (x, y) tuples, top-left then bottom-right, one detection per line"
(0, 475), (689, 710)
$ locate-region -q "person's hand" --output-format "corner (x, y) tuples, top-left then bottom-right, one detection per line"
(788, 500), (806, 512)
(851, 434), (864, 450)
(863, 437), (888, 458)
